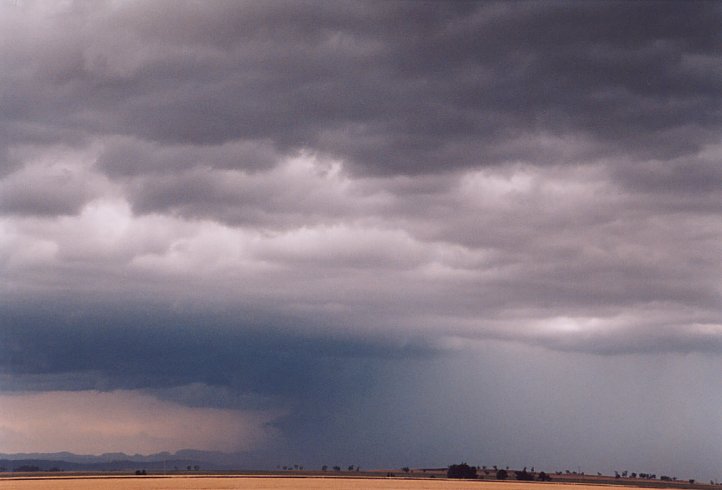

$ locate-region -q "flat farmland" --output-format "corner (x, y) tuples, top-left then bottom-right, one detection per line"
(0, 476), (678, 490)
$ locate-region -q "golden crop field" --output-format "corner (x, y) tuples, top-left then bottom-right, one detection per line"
(0, 476), (661, 490)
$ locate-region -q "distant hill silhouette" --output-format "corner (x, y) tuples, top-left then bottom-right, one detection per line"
(0, 450), (228, 472)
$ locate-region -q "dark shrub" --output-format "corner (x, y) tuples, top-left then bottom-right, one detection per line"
(448, 463), (478, 479)
(516, 469), (534, 481)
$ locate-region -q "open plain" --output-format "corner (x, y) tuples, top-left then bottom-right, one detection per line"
(0, 477), (688, 490)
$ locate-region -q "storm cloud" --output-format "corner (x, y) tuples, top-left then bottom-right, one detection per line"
(1, 0), (721, 479)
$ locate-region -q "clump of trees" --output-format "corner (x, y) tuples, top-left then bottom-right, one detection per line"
(538, 471), (552, 481)
(320, 464), (358, 472)
(447, 463), (477, 479)
(444, 463), (555, 482)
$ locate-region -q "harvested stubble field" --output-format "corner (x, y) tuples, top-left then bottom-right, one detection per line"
(0, 476), (671, 490)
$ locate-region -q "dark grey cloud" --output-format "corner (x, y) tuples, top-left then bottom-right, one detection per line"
(97, 138), (282, 178)
(3, 1), (720, 176)
(0, 303), (422, 392)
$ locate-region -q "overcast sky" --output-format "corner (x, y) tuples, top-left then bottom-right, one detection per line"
(1, 0), (721, 480)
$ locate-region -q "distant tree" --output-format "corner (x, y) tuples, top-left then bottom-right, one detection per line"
(348, 465), (354, 471)
(496, 469), (508, 480)
(689, 480), (695, 484)
(321, 465), (327, 471)
(187, 466), (191, 471)
(515, 469), (534, 481)
(333, 466), (341, 472)
(13, 466), (40, 472)
(194, 465), (199, 471)
(447, 463), (477, 479)
(402, 467), (410, 473)
(538, 472), (552, 481)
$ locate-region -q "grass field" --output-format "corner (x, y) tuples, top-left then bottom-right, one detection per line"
(0, 476), (682, 490)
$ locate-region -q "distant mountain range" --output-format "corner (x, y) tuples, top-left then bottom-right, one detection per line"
(0, 449), (244, 472)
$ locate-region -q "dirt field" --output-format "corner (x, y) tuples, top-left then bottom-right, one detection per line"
(0, 476), (674, 490)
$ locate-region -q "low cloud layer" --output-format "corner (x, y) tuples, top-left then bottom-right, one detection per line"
(3, 152), (720, 356)
(1, 0), (721, 474)
(0, 390), (280, 454)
